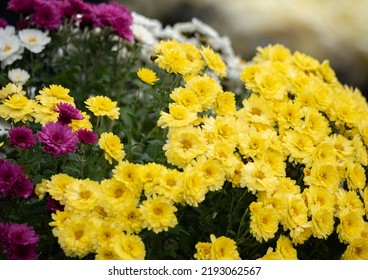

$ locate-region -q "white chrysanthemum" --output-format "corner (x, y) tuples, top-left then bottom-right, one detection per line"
(18, 29), (51, 53)
(8, 68), (30, 85)
(0, 34), (24, 68)
(0, 26), (16, 37)
(132, 24), (155, 45)
(132, 12), (162, 32)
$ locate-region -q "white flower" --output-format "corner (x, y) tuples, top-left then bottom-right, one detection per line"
(8, 68), (30, 85)
(0, 118), (11, 137)
(132, 24), (156, 45)
(0, 26), (16, 37)
(18, 29), (51, 53)
(132, 12), (162, 33)
(0, 34), (24, 68)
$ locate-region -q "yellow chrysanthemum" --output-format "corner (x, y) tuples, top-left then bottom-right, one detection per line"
(183, 166), (209, 207)
(112, 161), (142, 191)
(69, 111), (93, 131)
(114, 234), (146, 260)
(85, 95), (120, 120)
(275, 235), (298, 260)
(341, 238), (368, 260)
(282, 194), (309, 230)
(257, 248), (284, 260)
(46, 173), (75, 204)
(64, 178), (100, 212)
(116, 204), (144, 234)
(163, 126), (207, 168)
(0, 94), (36, 122)
(169, 87), (202, 112)
(139, 195), (178, 233)
(36, 84), (74, 104)
(200, 45), (227, 78)
(137, 67), (159, 85)
(0, 83), (26, 99)
(156, 168), (185, 204)
(157, 103), (198, 128)
(209, 234), (240, 260)
(214, 91), (236, 116)
(346, 161), (366, 190)
(249, 203), (279, 242)
(311, 207), (335, 239)
(194, 242), (212, 260)
(98, 132), (125, 164)
(337, 210), (365, 244)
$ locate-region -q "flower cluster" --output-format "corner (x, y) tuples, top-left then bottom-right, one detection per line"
(1, 0), (368, 261)
(0, 222), (40, 260)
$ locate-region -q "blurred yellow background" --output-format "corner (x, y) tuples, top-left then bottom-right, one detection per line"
(119, 0), (368, 95)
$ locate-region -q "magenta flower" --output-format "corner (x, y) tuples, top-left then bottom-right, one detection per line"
(7, 0), (35, 12)
(37, 122), (79, 157)
(46, 197), (64, 212)
(76, 128), (98, 144)
(0, 222), (39, 260)
(92, 2), (133, 41)
(0, 159), (24, 197)
(54, 102), (84, 125)
(8, 126), (37, 149)
(30, 0), (63, 30)
(0, 159), (34, 199)
(0, 18), (7, 28)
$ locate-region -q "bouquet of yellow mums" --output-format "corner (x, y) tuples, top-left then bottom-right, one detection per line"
(1, 0), (368, 260)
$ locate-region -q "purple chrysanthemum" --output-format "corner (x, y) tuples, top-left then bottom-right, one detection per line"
(11, 175), (34, 199)
(92, 2), (133, 41)
(0, 159), (24, 197)
(0, 159), (34, 199)
(0, 18), (8, 28)
(54, 102), (83, 125)
(37, 122), (79, 157)
(0, 223), (39, 260)
(30, 0), (63, 30)
(8, 126), (37, 149)
(76, 128), (98, 144)
(46, 197), (64, 212)
(7, 0), (35, 12)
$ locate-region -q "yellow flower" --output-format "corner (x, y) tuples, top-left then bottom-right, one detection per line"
(0, 83), (26, 99)
(250, 203), (279, 242)
(292, 51), (320, 71)
(100, 178), (139, 206)
(140, 163), (166, 196)
(258, 247), (284, 260)
(289, 223), (313, 245)
(113, 234), (146, 260)
(137, 67), (159, 85)
(346, 161), (366, 190)
(336, 189), (365, 217)
(154, 39), (191, 75)
(34, 179), (48, 199)
(214, 91), (236, 116)
(185, 74), (222, 111)
(36, 84), (74, 104)
(282, 130), (315, 163)
(282, 194), (309, 230)
(304, 160), (340, 190)
(195, 157), (225, 192)
(302, 186), (336, 214)
(139, 195), (178, 233)
(163, 126), (207, 168)
(169, 87), (202, 112)
(85, 95), (120, 120)
(46, 173), (75, 204)
(311, 207), (335, 239)
(194, 242), (212, 260)
(69, 111), (93, 131)
(64, 178), (99, 211)
(210, 234), (240, 260)
(99, 132), (125, 164)
(253, 44), (292, 63)
(341, 238), (368, 260)
(53, 212), (97, 258)
(183, 166), (208, 207)
(156, 168), (185, 204)
(116, 204), (144, 234)
(157, 103), (198, 128)
(200, 45), (227, 78)
(240, 159), (279, 195)
(337, 210), (365, 244)
(0, 94), (36, 122)
(112, 161), (142, 191)
(33, 103), (59, 125)
(95, 243), (121, 260)
(275, 235), (298, 260)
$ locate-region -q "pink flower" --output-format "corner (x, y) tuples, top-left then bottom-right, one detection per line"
(54, 102), (83, 125)
(36, 122), (79, 157)
(0, 18), (8, 28)
(92, 2), (133, 41)
(8, 126), (37, 149)
(76, 129), (98, 144)
(7, 0), (35, 12)
(30, 0), (63, 30)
